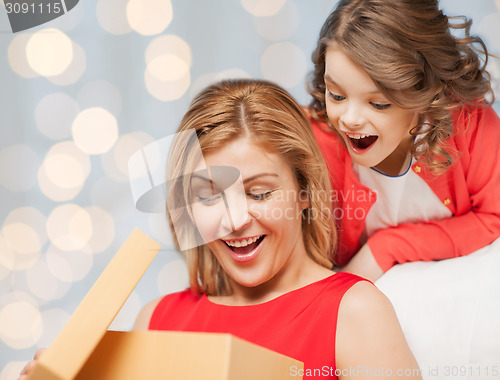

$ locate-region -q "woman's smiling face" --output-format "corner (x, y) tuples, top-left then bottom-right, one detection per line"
(189, 136), (310, 295)
(324, 46), (420, 175)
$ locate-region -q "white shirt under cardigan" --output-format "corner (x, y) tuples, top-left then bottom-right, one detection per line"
(352, 156), (452, 246)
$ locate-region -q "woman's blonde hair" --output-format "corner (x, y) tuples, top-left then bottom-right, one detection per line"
(307, 0), (494, 172)
(167, 79), (335, 296)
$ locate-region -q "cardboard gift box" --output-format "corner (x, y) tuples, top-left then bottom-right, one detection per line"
(26, 229), (303, 380)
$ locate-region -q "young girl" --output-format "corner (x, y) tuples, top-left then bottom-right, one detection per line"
(307, 0), (500, 281)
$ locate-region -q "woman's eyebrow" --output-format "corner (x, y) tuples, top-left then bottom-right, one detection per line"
(243, 173), (279, 185)
(191, 172), (279, 185)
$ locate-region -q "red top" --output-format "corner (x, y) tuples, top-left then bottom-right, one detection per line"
(311, 105), (500, 271)
(149, 272), (368, 379)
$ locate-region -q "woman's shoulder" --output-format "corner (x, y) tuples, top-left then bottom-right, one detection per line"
(133, 288), (198, 331)
(338, 279), (393, 319)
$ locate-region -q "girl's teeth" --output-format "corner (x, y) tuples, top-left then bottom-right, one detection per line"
(225, 236), (260, 247)
(346, 133), (370, 139)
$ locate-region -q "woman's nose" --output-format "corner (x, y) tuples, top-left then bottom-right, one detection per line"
(220, 191), (251, 232)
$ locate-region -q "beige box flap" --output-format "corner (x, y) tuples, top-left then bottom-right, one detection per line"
(27, 228), (162, 380)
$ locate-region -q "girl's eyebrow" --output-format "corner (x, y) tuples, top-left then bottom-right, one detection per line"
(324, 73), (382, 94)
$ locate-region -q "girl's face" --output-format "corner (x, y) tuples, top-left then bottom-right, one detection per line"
(324, 46), (420, 175)
(189, 136), (311, 296)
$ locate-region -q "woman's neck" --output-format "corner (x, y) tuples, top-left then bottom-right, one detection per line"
(210, 257), (334, 306)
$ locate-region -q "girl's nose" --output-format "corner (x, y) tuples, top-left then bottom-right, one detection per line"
(340, 101), (365, 130)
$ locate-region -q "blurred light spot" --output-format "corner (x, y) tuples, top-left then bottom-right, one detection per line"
(0, 301), (42, 349)
(77, 80), (122, 116)
(35, 93), (79, 140)
(2, 207), (47, 271)
(241, 0), (286, 17)
(0, 237), (15, 277)
(145, 59), (190, 101)
(253, 1), (299, 41)
(38, 168), (83, 202)
(72, 108), (119, 155)
(84, 207), (116, 254)
(8, 34), (38, 78)
(38, 142), (90, 201)
(47, 42), (87, 86)
(3, 207), (47, 243)
(90, 177), (134, 218)
(27, 258), (68, 301)
(145, 35), (192, 67)
(109, 291), (141, 331)
(46, 244), (93, 283)
(26, 28), (73, 77)
(97, 0), (132, 35)
(101, 132), (155, 182)
(148, 55), (189, 81)
(0, 144), (39, 191)
(190, 69), (251, 99)
(157, 259), (189, 294)
(45, 154), (87, 189)
(47, 204), (93, 251)
(37, 308), (70, 348)
(496, 0), (500, 11)
(127, 0), (173, 36)
(477, 13), (500, 54)
(0, 362), (29, 380)
(261, 42), (307, 88)
(144, 35), (192, 102)
(2, 223), (40, 256)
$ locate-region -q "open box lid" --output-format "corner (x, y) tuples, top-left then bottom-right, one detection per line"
(27, 228), (162, 380)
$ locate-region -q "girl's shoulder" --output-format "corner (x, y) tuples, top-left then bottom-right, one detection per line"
(452, 104), (500, 136)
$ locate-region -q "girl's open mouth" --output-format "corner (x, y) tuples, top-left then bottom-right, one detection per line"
(222, 235), (266, 263)
(345, 132), (378, 152)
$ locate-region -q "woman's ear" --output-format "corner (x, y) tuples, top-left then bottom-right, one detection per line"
(298, 188), (311, 210)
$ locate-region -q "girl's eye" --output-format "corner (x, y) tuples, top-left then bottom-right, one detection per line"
(248, 191), (272, 201)
(370, 102), (391, 110)
(197, 194), (222, 205)
(327, 91), (345, 102)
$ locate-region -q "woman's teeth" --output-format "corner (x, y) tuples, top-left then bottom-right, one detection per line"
(225, 236), (262, 248)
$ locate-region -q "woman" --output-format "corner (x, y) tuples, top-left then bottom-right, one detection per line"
(20, 79), (420, 379)
(133, 79), (421, 379)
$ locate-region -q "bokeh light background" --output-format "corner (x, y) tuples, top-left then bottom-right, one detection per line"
(0, 0), (499, 377)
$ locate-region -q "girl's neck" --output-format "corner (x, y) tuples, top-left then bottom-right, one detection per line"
(373, 134), (413, 176)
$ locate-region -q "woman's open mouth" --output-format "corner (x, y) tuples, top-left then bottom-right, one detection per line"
(345, 132), (378, 152)
(222, 235), (266, 263)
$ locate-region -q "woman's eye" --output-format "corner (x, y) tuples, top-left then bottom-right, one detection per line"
(197, 194), (222, 205)
(248, 191), (272, 201)
(370, 102), (391, 110)
(327, 91), (345, 102)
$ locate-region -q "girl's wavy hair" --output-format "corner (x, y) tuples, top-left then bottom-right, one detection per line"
(167, 79), (336, 296)
(307, 0), (494, 172)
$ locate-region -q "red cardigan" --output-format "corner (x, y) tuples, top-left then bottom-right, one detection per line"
(311, 105), (500, 271)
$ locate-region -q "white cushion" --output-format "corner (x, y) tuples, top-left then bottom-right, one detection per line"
(376, 238), (500, 380)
